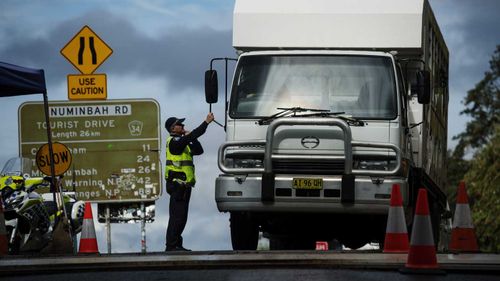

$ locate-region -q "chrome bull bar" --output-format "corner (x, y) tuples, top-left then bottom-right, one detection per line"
(218, 118), (401, 202)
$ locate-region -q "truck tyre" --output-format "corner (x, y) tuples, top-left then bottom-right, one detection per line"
(340, 238), (367, 250)
(269, 236), (315, 250)
(337, 227), (371, 249)
(408, 192), (446, 250)
(429, 196), (442, 248)
(230, 212), (259, 250)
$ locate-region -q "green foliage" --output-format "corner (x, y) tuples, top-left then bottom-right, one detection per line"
(454, 45), (500, 157)
(464, 127), (500, 253)
(448, 45), (500, 252)
(445, 149), (470, 210)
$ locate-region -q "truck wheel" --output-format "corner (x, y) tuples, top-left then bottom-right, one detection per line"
(409, 193), (446, 250)
(269, 237), (287, 250)
(429, 197), (443, 249)
(340, 238), (367, 250)
(339, 227), (374, 250)
(230, 212), (259, 250)
(437, 202), (453, 252)
(269, 236), (315, 250)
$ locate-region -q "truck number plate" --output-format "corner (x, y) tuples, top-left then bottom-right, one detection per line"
(292, 178), (323, 189)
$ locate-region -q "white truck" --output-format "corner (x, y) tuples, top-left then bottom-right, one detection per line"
(205, 0), (449, 250)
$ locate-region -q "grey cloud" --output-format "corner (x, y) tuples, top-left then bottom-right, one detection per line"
(0, 9), (234, 253)
(432, 0), (500, 91)
(0, 10), (234, 92)
(430, 0), (500, 143)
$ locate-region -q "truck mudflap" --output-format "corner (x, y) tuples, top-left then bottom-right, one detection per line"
(218, 117), (401, 204)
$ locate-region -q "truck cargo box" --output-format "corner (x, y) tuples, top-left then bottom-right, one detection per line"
(235, 0), (430, 51)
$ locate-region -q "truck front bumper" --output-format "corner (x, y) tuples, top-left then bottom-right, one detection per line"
(215, 174), (408, 214)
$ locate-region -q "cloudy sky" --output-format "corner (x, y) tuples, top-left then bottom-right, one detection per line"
(1, 0), (499, 253)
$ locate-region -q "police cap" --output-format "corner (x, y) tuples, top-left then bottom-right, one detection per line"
(165, 117), (185, 133)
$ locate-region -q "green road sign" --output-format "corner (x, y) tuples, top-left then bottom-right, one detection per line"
(18, 99), (162, 202)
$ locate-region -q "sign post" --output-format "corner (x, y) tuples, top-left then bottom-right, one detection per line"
(61, 25), (112, 100)
(57, 26), (155, 251)
(60, 25), (113, 75)
(141, 202), (146, 253)
(67, 74), (107, 100)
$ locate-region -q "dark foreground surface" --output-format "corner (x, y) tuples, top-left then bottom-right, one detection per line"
(1, 251), (499, 281)
(2, 268), (500, 281)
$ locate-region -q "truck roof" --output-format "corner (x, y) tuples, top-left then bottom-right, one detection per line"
(238, 50), (394, 58)
(233, 0), (444, 52)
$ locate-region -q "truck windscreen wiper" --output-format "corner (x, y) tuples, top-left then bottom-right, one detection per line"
(295, 111), (365, 126)
(257, 107), (330, 125)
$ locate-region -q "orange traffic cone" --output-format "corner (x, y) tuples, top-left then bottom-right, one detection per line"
(449, 181), (479, 252)
(78, 202), (99, 254)
(0, 198), (8, 256)
(383, 184), (409, 253)
(404, 188), (440, 271)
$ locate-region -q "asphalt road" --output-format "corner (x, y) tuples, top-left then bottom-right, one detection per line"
(1, 251), (499, 280)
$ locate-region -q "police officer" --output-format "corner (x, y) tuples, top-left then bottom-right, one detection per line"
(164, 112), (214, 251)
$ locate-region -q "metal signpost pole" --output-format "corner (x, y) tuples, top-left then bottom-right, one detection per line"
(42, 90), (58, 204)
(72, 165), (78, 253)
(106, 205), (111, 254)
(141, 202), (146, 253)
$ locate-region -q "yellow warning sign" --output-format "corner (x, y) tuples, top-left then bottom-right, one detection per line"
(67, 74), (107, 100)
(36, 142), (73, 176)
(60, 25), (113, 75)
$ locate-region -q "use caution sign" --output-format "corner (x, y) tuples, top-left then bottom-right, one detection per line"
(36, 142), (73, 176)
(67, 74), (107, 100)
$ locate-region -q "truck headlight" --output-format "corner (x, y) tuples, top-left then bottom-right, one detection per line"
(225, 157), (263, 169)
(233, 158), (263, 168)
(354, 160), (398, 171)
(353, 158), (409, 176)
(223, 146), (265, 170)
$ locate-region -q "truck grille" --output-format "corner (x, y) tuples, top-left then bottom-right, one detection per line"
(272, 160), (345, 175)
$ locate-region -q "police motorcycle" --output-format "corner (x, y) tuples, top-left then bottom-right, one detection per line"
(0, 157), (85, 254)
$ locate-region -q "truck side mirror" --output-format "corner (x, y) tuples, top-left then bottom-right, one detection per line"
(413, 70), (431, 104)
(205, 70), (218, 104)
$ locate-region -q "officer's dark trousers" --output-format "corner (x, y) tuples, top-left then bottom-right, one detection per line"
(166, 180), (192, 250)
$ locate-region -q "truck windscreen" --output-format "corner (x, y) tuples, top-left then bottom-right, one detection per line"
(229, 55), (397, 120)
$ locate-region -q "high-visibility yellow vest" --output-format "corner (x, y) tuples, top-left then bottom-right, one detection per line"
(165, 137), (196, 185)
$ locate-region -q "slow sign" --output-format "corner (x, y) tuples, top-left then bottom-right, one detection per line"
(36, 142), (73, 176)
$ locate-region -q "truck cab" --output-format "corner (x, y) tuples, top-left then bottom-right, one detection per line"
(206, 0), (449, 250)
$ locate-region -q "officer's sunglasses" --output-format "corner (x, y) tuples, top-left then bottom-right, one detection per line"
(175, 123), (184, 127)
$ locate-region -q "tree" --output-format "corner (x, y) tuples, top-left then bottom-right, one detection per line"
(445, 149), (470, 211)
(448, 45), (500, 252)
(464, 127), (500, 252)
(453, 45), (500, 157)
